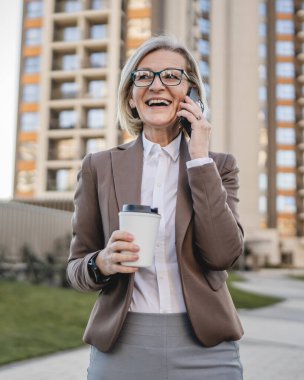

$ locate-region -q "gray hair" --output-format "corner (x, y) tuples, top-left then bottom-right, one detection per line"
(117, 35), (208, 136)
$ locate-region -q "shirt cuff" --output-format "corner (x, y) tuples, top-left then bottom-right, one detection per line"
(186, 157), (214, 169)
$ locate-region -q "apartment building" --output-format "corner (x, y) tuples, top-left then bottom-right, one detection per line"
(255, 0), (304, 266)
(14, 0), (127, 204)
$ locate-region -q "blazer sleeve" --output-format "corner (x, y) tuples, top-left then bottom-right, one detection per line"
(187, 154), (244, 271)
(67, 153), (109, 292)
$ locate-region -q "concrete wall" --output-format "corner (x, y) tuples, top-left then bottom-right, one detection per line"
(0, 201), (72, 261)
(210, 0), (261, 233)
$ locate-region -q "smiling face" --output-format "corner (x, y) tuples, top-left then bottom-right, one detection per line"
(130, 49), (190, 143)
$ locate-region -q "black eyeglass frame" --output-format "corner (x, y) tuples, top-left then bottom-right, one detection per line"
(131, 68), (191, 87)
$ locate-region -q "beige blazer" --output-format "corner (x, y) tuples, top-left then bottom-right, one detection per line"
(67, 134), (244, 352)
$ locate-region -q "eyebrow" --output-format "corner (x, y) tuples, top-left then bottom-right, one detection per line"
(134, 67), (184, 71)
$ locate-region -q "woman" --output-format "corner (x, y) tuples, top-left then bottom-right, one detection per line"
(67, 35), (244, 380)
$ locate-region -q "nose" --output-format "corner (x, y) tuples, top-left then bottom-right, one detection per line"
(149, 73), (165, 90)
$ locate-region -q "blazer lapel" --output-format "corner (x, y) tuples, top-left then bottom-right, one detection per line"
(175, 135), (193, 252)
(111, 135), (143, 212)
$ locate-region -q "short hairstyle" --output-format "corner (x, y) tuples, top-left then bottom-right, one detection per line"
(117, 35), (208, 136)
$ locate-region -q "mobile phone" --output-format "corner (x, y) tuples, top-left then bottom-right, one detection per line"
(179, 87), (204, 137)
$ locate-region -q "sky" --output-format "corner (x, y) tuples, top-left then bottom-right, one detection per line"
(0, 0), (21, 199)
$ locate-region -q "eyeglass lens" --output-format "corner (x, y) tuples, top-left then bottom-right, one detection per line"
(132, 69), (183, 87)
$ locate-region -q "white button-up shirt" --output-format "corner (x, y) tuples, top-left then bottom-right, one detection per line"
(129, 132), (212, 313)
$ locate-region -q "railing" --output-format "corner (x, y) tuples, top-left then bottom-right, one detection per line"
(54, 0), (110, 13)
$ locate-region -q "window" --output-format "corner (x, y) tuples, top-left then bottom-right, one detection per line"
(259, 128), (268, 146)
(24, 56), (41, 73)
(276, 41), (294, 56)
(198, 40), (209, 55)
(199, 60), (210, 77)
(276, 0), (294, 13)
(259, 195), (267, 213)
(277, 217), (296, 236)
(277, 196), (296, 213)
(90, 24), (108, 39)
(90, 0), (108, 9)
(259, 2), (266, 16)
(128, 0), (151, 9)
(199, 0), (210, 13)
(53, 81), (78, 99)
(259, 23), (266, 37)
(53, 52), (79, 70)
(259, 173), (267, 191)
(276, 128), (295, 145)
(276, 84), (295, 100)
(25, 28), (42, 46)
(259, 64), (267, 80)
(62, 54), (79, 70)
(87, 80), (107, 98)
(258, 150), (267, 167)
(258, 108), (267, 122)
(20, 112), (39, 131)
(16, 170), (36, 193)
(48, 139), (76, 160)
(87, 109), (105, 129)
(26, 1), (43, 18)
(204, 83), (210, 99)
(259, 86), (267, 102)
(127, 18), (151, 39)
(276, 150), (295, 167)
(50, 109), (77, 129)
(22, 84), (39, 103)
(56, 26), (80, 42)
(58, 110), (76, 129)
(62, 0), (82, 12)
(198, 18), (210, 34)
(276, 106), (295, 122)
(276, 20), (294, 34)
(85, 138), (106, 154)
(277, 173), (296, 190)
(259, 44), (266, 58)
(61, 82), (77, 98)
(47, 169), (74, 191)
(18, 141), (37, 161)
(276, 62), (294, 78)
(89, 51), (107, 68)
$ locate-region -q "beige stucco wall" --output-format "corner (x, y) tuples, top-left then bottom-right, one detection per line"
(210, 0), (260, 234)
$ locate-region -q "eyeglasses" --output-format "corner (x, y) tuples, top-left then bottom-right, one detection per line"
(131, 68), (190, 87)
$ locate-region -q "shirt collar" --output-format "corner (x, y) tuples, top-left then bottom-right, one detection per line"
(142, 132), (181, 162)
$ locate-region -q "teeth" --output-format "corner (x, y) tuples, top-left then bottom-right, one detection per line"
(147, 99), (170, 106)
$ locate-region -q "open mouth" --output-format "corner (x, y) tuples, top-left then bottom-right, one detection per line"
(145, 99), (172, 107)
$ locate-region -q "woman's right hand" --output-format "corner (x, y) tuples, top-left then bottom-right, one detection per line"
(95, 230), (139, 276)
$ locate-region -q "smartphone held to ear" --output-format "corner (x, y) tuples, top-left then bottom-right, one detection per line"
(179, 88), (205, 137)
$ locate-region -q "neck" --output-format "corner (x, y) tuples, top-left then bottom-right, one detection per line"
(143, 120), (181, 147)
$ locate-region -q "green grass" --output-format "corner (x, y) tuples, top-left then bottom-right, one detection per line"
(0, 273), (284, 365)
(288, 274), (304, 281)
(0, 280), (96, 365)
(227, 271), (283, 310)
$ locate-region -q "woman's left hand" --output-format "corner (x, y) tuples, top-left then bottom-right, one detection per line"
(177, 95), (212, 160)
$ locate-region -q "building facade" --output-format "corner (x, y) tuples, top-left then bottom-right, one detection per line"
(14, 0), (127, 202)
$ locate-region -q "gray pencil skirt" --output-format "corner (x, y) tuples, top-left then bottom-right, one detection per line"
(87, 312), (243, 380)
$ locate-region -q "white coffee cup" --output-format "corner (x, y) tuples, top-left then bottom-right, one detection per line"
(119, 204), (161, 267)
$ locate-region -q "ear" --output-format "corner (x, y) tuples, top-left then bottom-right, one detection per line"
(129, 99), (139, 118)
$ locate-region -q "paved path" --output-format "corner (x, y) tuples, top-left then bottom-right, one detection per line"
(0, 269), (304, 379)
(236, 269), (304, 380)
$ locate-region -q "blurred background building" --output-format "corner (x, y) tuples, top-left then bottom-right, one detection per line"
(11, 0), (304, 267)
